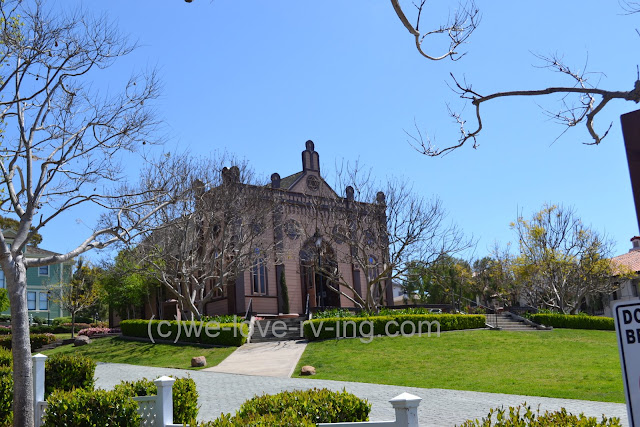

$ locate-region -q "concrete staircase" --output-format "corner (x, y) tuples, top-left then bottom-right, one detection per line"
(249, 317), (306, 343)
(488, 313), (543, 331)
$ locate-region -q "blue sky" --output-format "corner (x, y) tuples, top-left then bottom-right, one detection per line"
(44, 0), (639, 261)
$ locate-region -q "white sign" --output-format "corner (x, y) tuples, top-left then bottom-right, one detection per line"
(614, 300), (640, 427)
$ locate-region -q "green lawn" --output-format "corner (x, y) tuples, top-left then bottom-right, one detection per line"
(295, 329), (624, 402)
(42, 336), (236, 370)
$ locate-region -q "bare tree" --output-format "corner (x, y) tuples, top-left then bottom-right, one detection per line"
(137, 158), (279, 320)
(0, 2), (184, 424)
(391, 2), (640, 156)
(390, 0), (480, 61)
(298, 164), (473, 312)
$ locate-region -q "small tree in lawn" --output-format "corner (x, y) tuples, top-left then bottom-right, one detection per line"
(48, 259), (99, 337)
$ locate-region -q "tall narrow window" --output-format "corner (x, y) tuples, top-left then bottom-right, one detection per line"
(27, 292), (36, 310)
(0, 270), (4, 289)
(251, 258), (268, 295)
(39, 292), (48, 310)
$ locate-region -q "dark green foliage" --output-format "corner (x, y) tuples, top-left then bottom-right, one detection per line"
(43, 388), (140, 427)
(45, 354), (96, 396)
(530, 313), (614, 330)
(120, 319), (248, 346)
(201, 314), (242, 324)
(0, 315), (9, 322)
(0, 289), (9, 313)
(313, 308), (361, 319)
(197, 409), (317, 426)
(237, 388), (371, 424)
(303, 314), (486, 341)
(280, 272), (290, 314)
(0, 368), (12, 426)
(114, 377), (199, 424)
(0, 349), (11, 368)
(0, 333), (56, 350)
(52, 315), (93, 326)
(457, 403), (621, 426)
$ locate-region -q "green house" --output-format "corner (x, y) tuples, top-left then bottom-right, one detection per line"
(0, 230), (74, 321)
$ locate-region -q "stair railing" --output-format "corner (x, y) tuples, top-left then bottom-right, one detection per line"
(305, 293), (311, 320)
(458, 296), (498, 328)
(245, 298), (253, 321)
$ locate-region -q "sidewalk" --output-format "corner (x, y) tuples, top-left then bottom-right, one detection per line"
(202, 340), (307, 377)
(94, 363), (629, 426)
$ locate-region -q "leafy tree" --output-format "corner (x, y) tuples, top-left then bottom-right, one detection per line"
(99, 249), (158, 321)
(511, 204), (627, 314)
(402, 255), (473, 307)
(48, 259), (100, 337)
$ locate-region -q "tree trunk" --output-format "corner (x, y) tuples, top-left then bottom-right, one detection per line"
(71, 311), (76, 338)
(5, 257), (34, 427)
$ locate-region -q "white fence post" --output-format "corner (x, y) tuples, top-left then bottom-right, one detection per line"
(32, 353), (47, 427)
(389, 393), (422, 427)
(154, 376), (175, 427)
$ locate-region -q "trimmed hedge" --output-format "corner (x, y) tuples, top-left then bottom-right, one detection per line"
(120, 319), (248, 347)
(43, 388), (140, 427)
(530, 313), (614, 331)
(0, 354), (95, 425)
(45, 354), (96, 396)
(303, 314), (486, 341)
(52, 316), (93, 326)
(0, 349), (11, 368)
(114, 377), (198, 424)
(0, 367), (11, 426)
(198, 410), (316, 426)
(237, 388), (371, 424)
(0, 333), (56, 350)
(458, 403), (621, 426)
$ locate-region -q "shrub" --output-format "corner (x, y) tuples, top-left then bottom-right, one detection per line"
(314, 308), (359, 319)
(303, 314), (486, 341)
(33, 316), (47, 325)
(0, 333), (56, 350)
(238, 388), (370, 424)
(114, 377), (198, 424)
(529, 313), (614, 330)
(0, 369), (11, 426)
(0, 315), (10, 323)
(0, 327), (9, 336)
(120, 319), (247, 346)
(52, 316), (93, 326)
(45, 353), (96, 396)
(200, 315), (242, 324)
(43, 388), (140, 427)
(198, 409), (316, 426)
(0, 349), (11, 368)
(77, 327), (120, 337)
(457, 403), (621, 426)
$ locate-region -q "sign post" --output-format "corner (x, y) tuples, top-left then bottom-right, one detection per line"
(614, 300), (640, 427)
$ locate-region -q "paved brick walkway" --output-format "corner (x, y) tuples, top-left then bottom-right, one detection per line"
(95, 363), (629, 426)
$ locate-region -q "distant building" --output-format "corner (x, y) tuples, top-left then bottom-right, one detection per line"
(151, 140), (392, 319)
(0, 229), (73, 321)
(606, 236), (640, 317)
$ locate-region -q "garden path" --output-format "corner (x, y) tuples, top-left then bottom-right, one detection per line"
(94, 363), (629, 426)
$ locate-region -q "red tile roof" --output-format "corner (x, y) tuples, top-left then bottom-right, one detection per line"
(612, 250), (640, 273)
